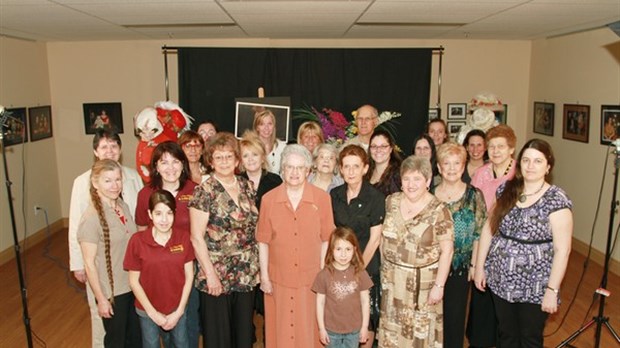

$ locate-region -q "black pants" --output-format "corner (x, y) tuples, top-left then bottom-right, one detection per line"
(101, 292), (142, 348)
(443, 273), (469, 348)
(491, 292), (549, 348)
(200, 289), (256, 348)
(466, 286), (497, 347)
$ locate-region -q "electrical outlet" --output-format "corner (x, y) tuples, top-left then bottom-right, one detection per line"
(34, 205), (40, 215)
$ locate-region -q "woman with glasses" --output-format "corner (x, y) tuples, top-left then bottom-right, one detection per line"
(178, 130), (208, 184)
(189, 132), (260, 347)
(366, 130), (402, 197)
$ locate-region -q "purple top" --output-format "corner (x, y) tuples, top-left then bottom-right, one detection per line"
(486, 184), (572, 305)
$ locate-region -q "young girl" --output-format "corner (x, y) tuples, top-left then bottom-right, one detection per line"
(312, 227), (373, 348)
(124, 190), (195, 348)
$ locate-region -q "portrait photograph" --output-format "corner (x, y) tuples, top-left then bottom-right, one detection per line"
(601, 104), (620, 146)
(494, 105), (508, 124)
(2, 107), (28, 146)
(447, 103), (467, 120)
(447, 120), (465, 135)
(235, 97), (290, 140)
(28, 105), (53, 141)
(562, 104), (590, 143)
(428, 107), (440, 120)
(83, 102), (123, 134)
(533, 102), (554, 136)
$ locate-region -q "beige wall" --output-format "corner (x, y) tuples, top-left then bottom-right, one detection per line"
(0, 37), (61, 254)
(529, 28), (620, 262)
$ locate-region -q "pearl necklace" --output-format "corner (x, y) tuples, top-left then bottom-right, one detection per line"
(518, 181), (545, 203)
(214, 174), (237, 188)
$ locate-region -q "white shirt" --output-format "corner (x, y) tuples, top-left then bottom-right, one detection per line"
(267, 139), (287, 175)
(68, 166), (143, 271)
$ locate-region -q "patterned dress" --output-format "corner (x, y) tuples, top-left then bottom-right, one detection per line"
(378, 193), (454, 348)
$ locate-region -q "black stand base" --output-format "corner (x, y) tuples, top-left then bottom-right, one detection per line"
(557, 315), (620, 347)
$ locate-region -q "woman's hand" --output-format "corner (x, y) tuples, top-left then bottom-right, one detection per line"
(97, 298), (114, 318)
(467, 265), (475, 282)
(359, 327), (369, 343)
(162, 310), (182, 330)
(260, 278), (273, 295)
(318, 327), (330, 345)
(73, 270), (87, 283)
(149, 310), (168, 327)
(474, 266), (486, 291)
(541, 290), (559, 314)
(427, 285), (444, 306)
(206, 273), (224, 297)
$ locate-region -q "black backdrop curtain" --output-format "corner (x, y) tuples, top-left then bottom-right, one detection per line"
(178, 47), (432, 152)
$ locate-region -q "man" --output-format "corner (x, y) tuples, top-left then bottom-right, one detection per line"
(68, 129), (143, 347)
(344, 104), (378, 151)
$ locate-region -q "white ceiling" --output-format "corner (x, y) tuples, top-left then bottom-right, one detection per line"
(0, 0), (619, 42)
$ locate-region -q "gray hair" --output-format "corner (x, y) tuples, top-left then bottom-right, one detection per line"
(313, 143), (340, 175)
(281, 144), (313, 172)
(400, 155), (433, 181)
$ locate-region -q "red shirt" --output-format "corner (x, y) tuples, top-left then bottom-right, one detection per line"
(134, 181), (197, 233)
(123, 227), (195, 313)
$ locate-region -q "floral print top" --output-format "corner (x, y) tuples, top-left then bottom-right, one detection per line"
(433, 185), (487, 276)
(188, 175), (260, 294)
(486, 184), (572, 305)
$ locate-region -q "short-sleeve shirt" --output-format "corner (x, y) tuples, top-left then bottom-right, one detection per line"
(331, 181), (385, 275)
(77, 200), (137, 299)
(188, 175), (259, 293)
(471, 162), (516, 212)
(486, 185), (572, 305)
(124, 227), (195, 314)
(312, 266), (373, 334)
(135, 180), (197, 232)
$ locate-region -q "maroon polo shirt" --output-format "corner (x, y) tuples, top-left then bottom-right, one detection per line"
(134, 180), (197, 233)
(124, 227), (195, 314)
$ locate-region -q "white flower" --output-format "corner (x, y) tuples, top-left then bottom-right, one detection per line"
(377, 111), (401, 125)
(0, 105), (5, 115)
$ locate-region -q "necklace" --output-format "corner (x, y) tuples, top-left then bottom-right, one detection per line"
(493, 159), (513, 179)
(214, 174), (237, 188)
(518, 181), (546, 203)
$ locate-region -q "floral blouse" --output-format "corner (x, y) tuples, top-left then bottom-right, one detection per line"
(188, 175), (260, 294)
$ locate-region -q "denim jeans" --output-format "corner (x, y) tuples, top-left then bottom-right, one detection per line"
(186, 286), (201, 347)
(136, 308), (189, 348)
(327, 330), (359, 348)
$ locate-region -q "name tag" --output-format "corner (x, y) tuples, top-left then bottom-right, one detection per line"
(170, 244), (184, 253)
(178, 194), (193, 202)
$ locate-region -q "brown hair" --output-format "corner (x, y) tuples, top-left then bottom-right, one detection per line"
(149, 141), (191, 190)
(89, 159), (122, 304)
(148, 189), (176, 214)
(489, 139), (555, 234)
(324, 227), (365, 276)
(400, 155), (433, 181)
(486, 124), (517, 149)
(205, 132), (240, 167)
(178, 130), (204, 148)
(366, 129), (402, 183)
(338, 144), (369, 166)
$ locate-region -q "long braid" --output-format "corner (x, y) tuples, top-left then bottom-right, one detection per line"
(90, 181), (115, 305)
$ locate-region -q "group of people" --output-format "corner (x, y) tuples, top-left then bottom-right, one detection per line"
(69, 104), (573, 348)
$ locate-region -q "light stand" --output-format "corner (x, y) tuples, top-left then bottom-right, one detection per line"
(0, 110), (34, 348)
(557, 140), (620, 347)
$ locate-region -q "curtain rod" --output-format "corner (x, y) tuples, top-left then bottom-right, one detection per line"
(161, 45), (444, 52)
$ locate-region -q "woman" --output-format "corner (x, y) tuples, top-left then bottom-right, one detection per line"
(413, 134), (440, 187)
(239, 131), (282, 209)
(330, 144), (385, 347)
(134, 141), (199, 347)
(254, 110), (287, 174)
(178, 130), (208, 184)
(474, 139), (572, 347)
(188, 132), (260, 348)
(432, 142), (487, 348)
(257, 144), (335, 348)
(297, 120), (324, 154)
(308, 143), (344, 192)
(427, 118), (448, 146)
(124, 190), (195, 348)
(78, 159), (141, 347)
(462, 129), (487, 184)
(197, 120), (218, 143)
(366, 130), (402, 197)
(378, 156), (454, 348)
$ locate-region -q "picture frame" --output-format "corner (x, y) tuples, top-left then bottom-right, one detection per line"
(533, 102), (554, 136)
(447, 103), (467, 120)
(28, 105), (53, 141)
(83, 102), (123, 134)
(562, 104), (590, 143)
(447, 120), (466, 135)
(428, 107), (441, 120)
(2, 107), (28, 146)
(235, 97), (291, 140)
(600, 104), (620, 146)
(494, 105), (508, 124)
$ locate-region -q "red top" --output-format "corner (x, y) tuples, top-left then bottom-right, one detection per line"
(134, 180), (197, 233)
(123, 227), (195, 313)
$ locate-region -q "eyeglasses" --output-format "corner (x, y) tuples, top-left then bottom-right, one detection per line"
(284, 165), (307, 172)
(212, 154), (235, 163)
(183, 143), (202, 151)
(370, 144), (390, 151)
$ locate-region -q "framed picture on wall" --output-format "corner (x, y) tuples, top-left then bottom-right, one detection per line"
(447, 121), (466, 135)
(235, 97), (291, 140)
(447, 103), (467, 120)
(83, 102), (124, 134)
(494, 105), (508, 124)
(428, 108), (441, 120)
(601, 104), (620, 146)
(28, 105), (53, 141)
(3, 107), (28, 146)
(533, 102), (554, 136)
(562, 104), (590, 143)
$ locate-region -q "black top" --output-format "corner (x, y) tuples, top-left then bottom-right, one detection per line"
(241, 170), (282, 210)
(330, 180), (386, 276)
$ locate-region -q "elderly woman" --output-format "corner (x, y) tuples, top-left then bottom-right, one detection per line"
(330, 144), (385, 347)
(257, 144), (335, 348)
(475, 139), (572, 347)
(308, 143), (344, 192)
(254, 110), (287, 174)
(178, 130), (208, 184)
(189, 132), (260, 347)
(297, 121), (324, 154)
(432, 142), (487, 348)
(462, 129), (487, 184)
(366, 129), (402, 196)
(378, 156), (454, 348)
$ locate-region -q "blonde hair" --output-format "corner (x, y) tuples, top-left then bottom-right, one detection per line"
(239, 130), (268, 172)
(436, 141), (467, 164)
(253, 110), (277, 146)
(297, 121), (324, 144)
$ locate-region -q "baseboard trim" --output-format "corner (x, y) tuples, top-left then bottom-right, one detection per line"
(572, 237), (619, 276)
(0, 218), (68, 266)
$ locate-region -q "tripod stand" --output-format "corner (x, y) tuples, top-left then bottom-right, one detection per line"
(0, 109), (34, 348)
(557, 143), (620, 347)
